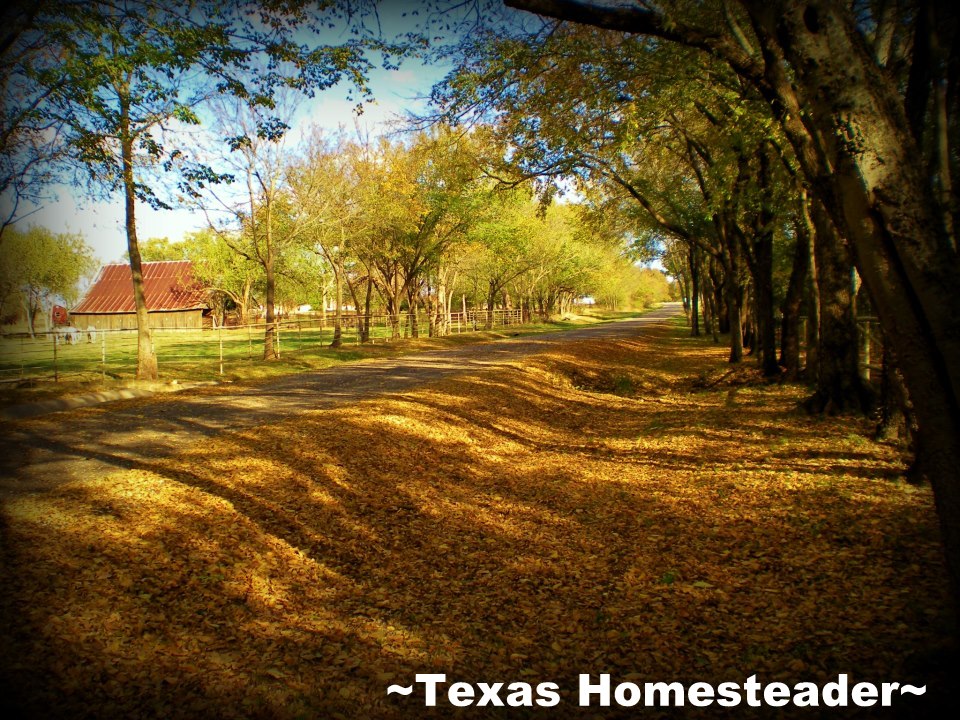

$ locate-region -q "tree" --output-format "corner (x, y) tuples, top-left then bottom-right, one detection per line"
(205, 93), (308, 359)
(461, 188), (539, 327)
(349, 129), (486, 339)
(9, 1), (391, 377)
(288, 130), (375, 347)
(0, 225), (96, 335)
(501, 0), (960, 614)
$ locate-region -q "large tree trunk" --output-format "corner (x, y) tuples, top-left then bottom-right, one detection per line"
(779, 216), (810, 379)
(262, 261), (276, 360)
(239, 277), (252, 325)
(21, 295), (35, 339)
(330, 265), (343, 349)
(688, 247), (701, 337)
(504, 0), (960, 613)
(408, 286), (420, 339)
(804, 203), (871, 413)
(486, 279), (497, 329)
(780, 190), (819, 380)
(723, 243), (744, 363)
(760, 0), (960, 607)
(751, 151), (779, 376)
(876, 342), (912, 444)
(745, 228), (778, 375)
(262, 242), (277, 361)
(709, 260), (728, 335)
(120, 88), (157, 380)
(386, 294), (401, 340)
(361, 279), (372, 343)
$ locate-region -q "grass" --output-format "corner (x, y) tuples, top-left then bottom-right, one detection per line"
(1, 317), (954, 719)
(0, 309), (636, 410)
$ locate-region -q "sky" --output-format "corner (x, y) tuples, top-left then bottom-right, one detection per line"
(28, 61), (449, 265)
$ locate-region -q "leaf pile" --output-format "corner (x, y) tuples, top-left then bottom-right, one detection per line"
(1, 324), (953, 718)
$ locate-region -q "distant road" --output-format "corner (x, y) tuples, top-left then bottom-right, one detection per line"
(0, 303), (683, 497)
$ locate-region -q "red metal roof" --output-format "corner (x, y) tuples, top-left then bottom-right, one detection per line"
(72, 261), (208, 314)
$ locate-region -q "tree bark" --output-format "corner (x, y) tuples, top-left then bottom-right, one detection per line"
(688, 247), (701, 337)
(504, 0), (960, 612)
(486, 279), (497, 329)
(753, 152), (779, 376)
(780, 215), (810, 379)
(330, 265), (342, 349)
(361, 279), (372, 343)
(262, 222), (277, 360)
(876, 342), (912, 444)
(804, 202), (871, 413)
(408, 286), (420, 339)
(119, 85), (157, 380)
(724, 239), (744, 363)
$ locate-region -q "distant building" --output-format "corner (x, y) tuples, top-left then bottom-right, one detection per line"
(51, 305), (69, 326)
(70, 261), (210, 330)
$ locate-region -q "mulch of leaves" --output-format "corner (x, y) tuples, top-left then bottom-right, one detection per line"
(1, 325), (954, 719)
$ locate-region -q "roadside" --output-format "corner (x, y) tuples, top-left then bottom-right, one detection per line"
(1, 300), (950, 720)
(0, 309), (634, 420)
(0, 304), (680, 497)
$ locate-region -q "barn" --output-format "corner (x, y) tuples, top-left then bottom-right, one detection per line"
(70, 260), (210, 330)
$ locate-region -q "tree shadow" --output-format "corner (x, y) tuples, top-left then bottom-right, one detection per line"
(1, 329), (952, 719)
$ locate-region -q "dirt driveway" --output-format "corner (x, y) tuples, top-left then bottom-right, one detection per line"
(0, 305), (681, 497)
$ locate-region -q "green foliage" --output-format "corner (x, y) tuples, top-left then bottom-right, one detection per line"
(137, 237), (183, 262)
(434, 15), (804, 372)
(0, 225), (96, 329)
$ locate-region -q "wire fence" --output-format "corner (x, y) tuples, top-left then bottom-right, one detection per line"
(0, 308), (526, 386)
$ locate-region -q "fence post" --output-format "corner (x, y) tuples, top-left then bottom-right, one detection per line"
(101, 330), (106, 382)
(298, 321), (302, 352)
(19, 334), (24, 379)
(53, 332), (58, 382)
(276, 321), (281, 358)
(219, 325), (224, 376)
(859, 319), (871, 382)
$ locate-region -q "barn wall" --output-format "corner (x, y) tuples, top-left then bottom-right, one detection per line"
(70, 310), (203, 331)
(150, 310), (203, 329)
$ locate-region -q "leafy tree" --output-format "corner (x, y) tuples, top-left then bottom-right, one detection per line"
(0, 225), (96, 335)
(501, 0), (960, 618)
(135, 237), (183, 262)
(8, 1), (393, 377)
(288, 130), (374, 346)
(438, 21), (815, 376)
(204, 92), (310, 359)
(461, 187), (540, 327)
(348, 129), (486, 339)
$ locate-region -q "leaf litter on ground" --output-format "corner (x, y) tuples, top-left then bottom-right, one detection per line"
(0, 323), (953, 718)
